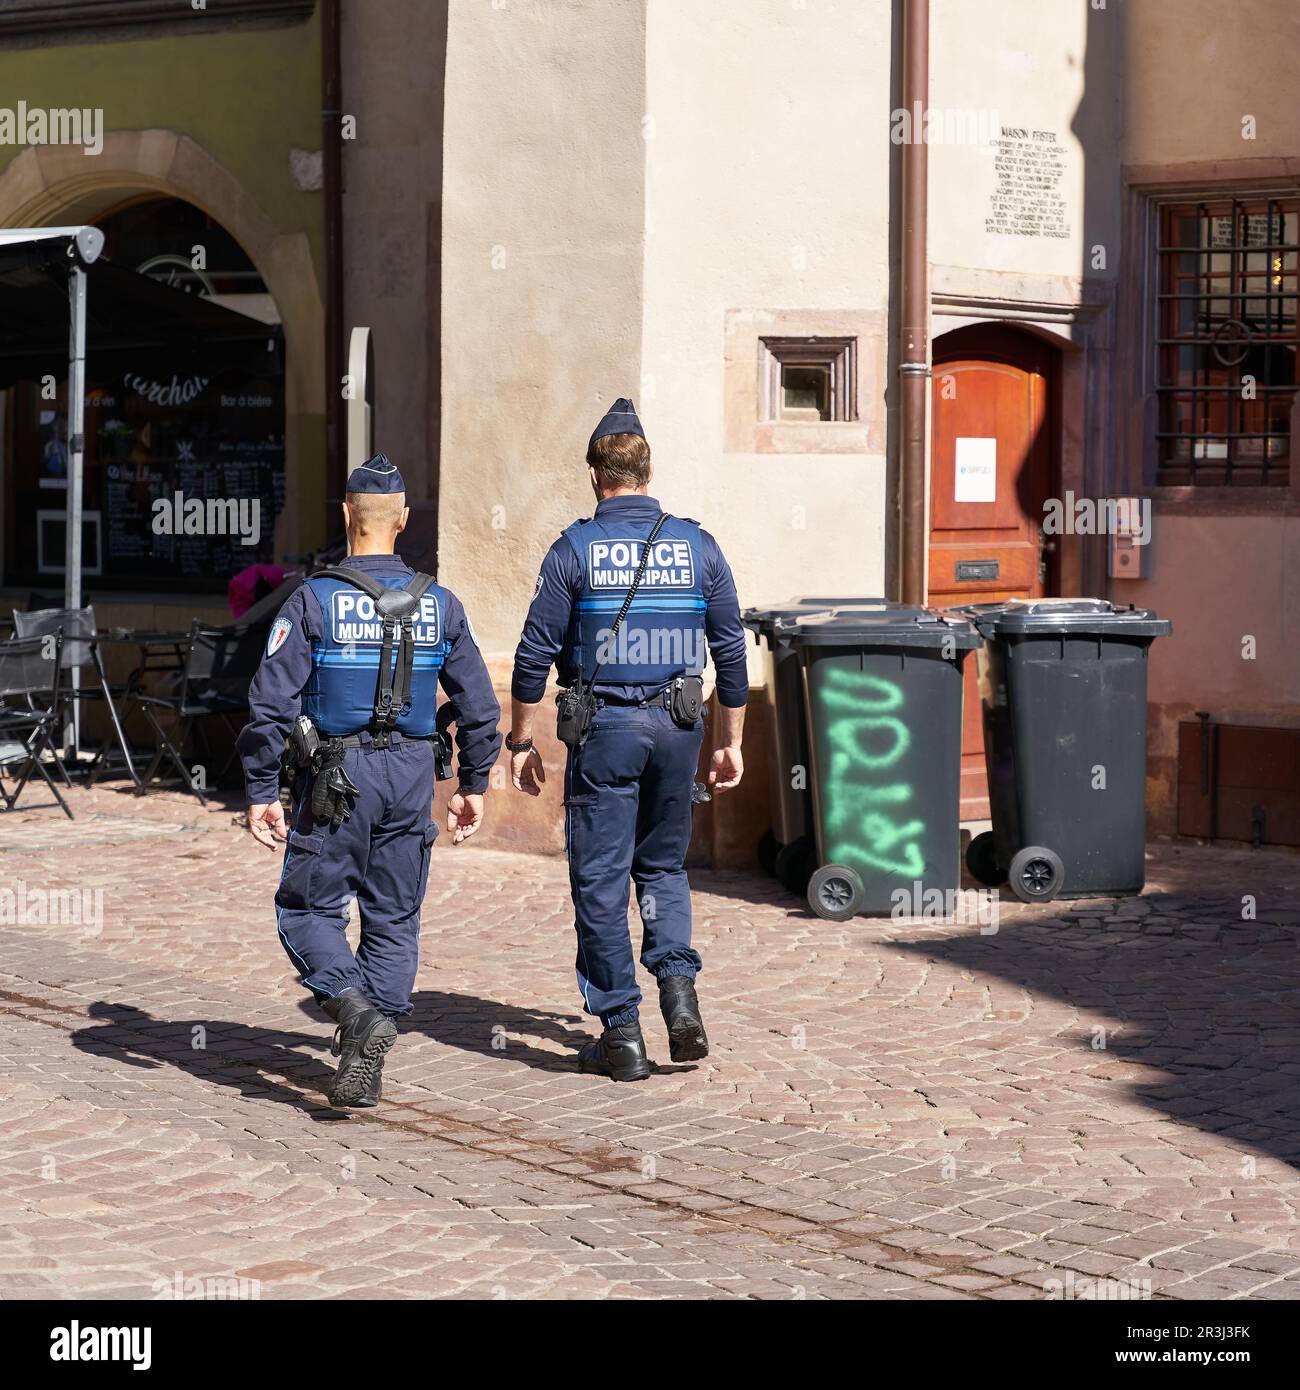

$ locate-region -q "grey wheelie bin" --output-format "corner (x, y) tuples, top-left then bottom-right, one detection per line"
(958, 599), (1172, 904)
(742, 596), (878, 891)
(789, 605), (981, 921)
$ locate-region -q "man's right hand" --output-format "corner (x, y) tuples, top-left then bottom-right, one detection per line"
(512, 747), (546, 796)
(708, 743), (744, 793)
(247, 801), (288, 849)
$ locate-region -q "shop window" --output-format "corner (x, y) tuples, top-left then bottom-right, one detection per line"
(760, 337), (856, 423)
(2, 196), (285, 593)
(1156, 197), (1298, 485)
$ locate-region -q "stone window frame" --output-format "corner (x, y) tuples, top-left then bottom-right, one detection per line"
(1117, 161), (1300, 511)
(1152, 194), (1299, 488)
(724, 308), (884, 456)
(759, 336), (857, 424)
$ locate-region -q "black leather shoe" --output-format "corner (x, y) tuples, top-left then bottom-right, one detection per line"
(577, 1024), (651, 1082)
(321, 988), (397, 1107)
(659, 976), (709, 1062)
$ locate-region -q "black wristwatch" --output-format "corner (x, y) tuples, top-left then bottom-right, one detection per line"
(505, 733), (534, 754)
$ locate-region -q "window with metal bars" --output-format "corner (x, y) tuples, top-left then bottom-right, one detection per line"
(1156, 196), (1298, 485)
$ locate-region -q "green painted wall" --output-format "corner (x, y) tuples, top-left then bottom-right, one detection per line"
(0, 12), (325, 281)
(0, 11), (327, 557)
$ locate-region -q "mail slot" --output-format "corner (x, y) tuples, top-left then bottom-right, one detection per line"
(956, 559), (999, 582)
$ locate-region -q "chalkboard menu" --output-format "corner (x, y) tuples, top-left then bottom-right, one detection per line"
(95, 367), (284, 582)
(11, 357), (285, 591)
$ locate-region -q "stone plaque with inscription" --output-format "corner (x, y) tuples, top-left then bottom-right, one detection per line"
(985, 127), (1069, 240)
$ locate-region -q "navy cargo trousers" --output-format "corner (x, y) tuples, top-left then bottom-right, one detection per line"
(275, 736), (437, 1017)
(563, 696), (704, 1027)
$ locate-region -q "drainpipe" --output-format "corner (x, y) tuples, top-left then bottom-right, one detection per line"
(321, 0), (344, 541)
(898, 0), (930, 605)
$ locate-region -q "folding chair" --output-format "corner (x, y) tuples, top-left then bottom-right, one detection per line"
(11, 605), (141, 786)
(134, 620), (265, 804)
(0, 633), (73, 819)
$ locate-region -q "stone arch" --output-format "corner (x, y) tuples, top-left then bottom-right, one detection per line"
(0, 129), (323, 554)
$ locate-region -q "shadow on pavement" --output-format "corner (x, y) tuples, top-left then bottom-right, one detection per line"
(70, 990), (673, 1111)
(70, 1000), (350, 1121)
(407, 990), (593, 1071)
(884, 887), (1300, 1170)
(294, 990), (594, 1074)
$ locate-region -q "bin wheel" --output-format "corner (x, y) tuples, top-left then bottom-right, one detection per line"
(1007, 846), (1065, 903)
(757, 829), (780, 877)
(775, 837), (817, 895)
(807, 864), (863, 922)
(966, 831), (1006, 887)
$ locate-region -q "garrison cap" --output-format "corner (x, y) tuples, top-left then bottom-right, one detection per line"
(345, 452), (404, 494)
(588, 397), (646, 451)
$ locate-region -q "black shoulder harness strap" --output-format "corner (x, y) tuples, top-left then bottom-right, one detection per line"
(312, 566), (437, 744)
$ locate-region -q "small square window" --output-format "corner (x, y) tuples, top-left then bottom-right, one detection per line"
(760, 336), (856, 423)
(781, 365), (831, 420)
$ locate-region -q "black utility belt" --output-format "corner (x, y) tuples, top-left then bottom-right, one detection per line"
(285, 719), (452, 781)
(331, 728), (453, 781)
(598, 678), (705, 719)
(596, 689), (674, 710)
(331, 730), (434, 748)
(557, 675), (704, 750)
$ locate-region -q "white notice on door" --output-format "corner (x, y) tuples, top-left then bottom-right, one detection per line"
(954, 437), (997, 503)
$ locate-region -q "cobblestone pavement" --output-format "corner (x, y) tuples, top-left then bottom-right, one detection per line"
(1, 784), (1298, 1301)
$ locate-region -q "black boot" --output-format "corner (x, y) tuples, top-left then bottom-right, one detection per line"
(350, 1052), (385, 1108)
(577, 1023), (651, 1082)
(321, 988), (397, 1107)
(659, 976), (709, 1062)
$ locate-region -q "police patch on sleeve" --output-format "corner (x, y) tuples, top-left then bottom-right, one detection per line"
(532, 572), (543, 601)
(465, 614), (480, 647)
(267, 616), (293, 656)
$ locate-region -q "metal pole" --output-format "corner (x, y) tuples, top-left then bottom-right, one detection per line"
(899, 0), (930, 606)
(65, 260), (87, 756)
(321, 0), (344, 541)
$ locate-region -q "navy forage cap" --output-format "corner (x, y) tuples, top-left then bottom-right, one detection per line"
(345, 452), (404, 494)
(588, 397), (646, 450)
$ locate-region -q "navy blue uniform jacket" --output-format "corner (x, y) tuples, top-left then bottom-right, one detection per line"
(236, 554), (502, 803)
(511, 494), (749, 708)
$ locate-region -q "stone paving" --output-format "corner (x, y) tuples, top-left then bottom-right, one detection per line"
(1, 782), (1298, 1300)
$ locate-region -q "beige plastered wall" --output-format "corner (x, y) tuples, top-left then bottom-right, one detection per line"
(437, 0), (648, 853)
(641, 0), (893, 639)
(437, 0), (894, 859)
(927, 0), (1123, 603)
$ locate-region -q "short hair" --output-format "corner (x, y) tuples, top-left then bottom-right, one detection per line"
(587, 432), (651, 488)
(346, 490), (406, 535)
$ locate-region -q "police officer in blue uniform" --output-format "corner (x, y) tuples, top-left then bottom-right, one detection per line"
(237, 454), (501, 1107)
(508, 400), (748, 1081)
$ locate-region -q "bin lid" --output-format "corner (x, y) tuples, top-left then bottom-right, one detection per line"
(742, 596), (884, 638)
(781, 603), (982, 650)
(953, 597), (1173, 638)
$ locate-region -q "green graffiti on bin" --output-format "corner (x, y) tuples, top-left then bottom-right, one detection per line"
(818, 666), (925, 878)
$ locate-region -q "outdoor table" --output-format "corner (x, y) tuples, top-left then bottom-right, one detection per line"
(84, 629), (191, 792)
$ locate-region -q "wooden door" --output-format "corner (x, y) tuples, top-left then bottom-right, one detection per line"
(927, 324), (1057, 820)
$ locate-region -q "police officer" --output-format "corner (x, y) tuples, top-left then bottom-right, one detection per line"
(508, 400), (748, 1081)
(237, 454), (502, 1108)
